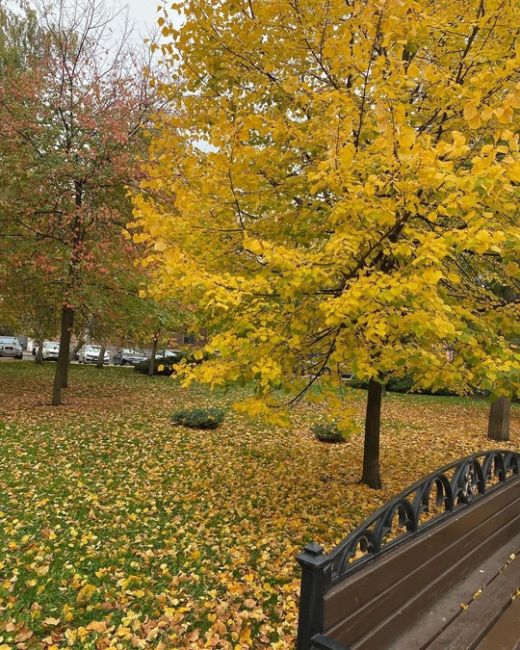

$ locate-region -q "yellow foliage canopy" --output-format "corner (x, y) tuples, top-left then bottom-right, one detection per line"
(134, 0), (520, 419)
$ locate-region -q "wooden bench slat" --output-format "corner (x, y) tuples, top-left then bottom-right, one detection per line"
(385, 530), (520, 650)
(428, 553), (520, 649)
(332, 513), (520, 649)
(476, 595), (520, 650)
(322, 480), (520, 648)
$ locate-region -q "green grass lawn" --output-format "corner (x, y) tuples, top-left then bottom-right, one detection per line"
(0, 362), (517, 649)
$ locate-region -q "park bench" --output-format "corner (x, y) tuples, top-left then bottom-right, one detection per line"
(296, 449), (520, 650)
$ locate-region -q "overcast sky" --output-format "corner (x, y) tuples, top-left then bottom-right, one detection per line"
(125, 0), (161, 39)
(11, 0), (169, 45)
(123, 0), (184, 48)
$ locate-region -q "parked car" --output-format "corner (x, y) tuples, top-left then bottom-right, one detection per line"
(41, 341), (60, 361)
(112, 348), (147, 366)
(134, 349), (187, 376)
(0, 336), (23, 359)
(156, 349), (185, 363)
(78, 345), (110, 365)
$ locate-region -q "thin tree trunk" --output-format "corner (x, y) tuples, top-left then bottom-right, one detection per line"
(62, 352), (70, 388)
(148, 335), (158, 377)
(70, 336), (85, 361)
(487, 397), (511, 442)
(360, 378), (383, 489)
(96, 345), (106, 369)
(35, 339), (43, 363)
(52, 305), (75, 405)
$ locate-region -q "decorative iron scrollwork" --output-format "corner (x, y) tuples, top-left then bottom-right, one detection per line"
(316, 450), (520, 585)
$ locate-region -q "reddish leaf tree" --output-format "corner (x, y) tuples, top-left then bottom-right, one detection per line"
(0, 0), (158, 404)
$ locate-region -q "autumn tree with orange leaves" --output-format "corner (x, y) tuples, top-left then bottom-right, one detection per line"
(0, 0), (158, 405)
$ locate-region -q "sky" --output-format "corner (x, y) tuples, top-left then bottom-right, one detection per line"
(119, 0), (184, 48)
(9, 0), (168, 45)
(125, 0), (161, 40)
(6, 0), (180, 56)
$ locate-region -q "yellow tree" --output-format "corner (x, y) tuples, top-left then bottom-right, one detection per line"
(134, 0), (520, 488)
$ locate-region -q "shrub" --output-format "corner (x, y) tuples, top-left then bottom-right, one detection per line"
(347, 375), (459, 396)
(171, 407), (225, 429)
(311, 422), (345, 443)
(134, 360), (175, 376)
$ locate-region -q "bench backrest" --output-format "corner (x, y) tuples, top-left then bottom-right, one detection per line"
(296, 450), (520, 650)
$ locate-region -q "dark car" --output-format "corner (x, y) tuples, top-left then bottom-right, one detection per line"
(113, 348), (147, 366)
(134, 349), (187, 376)
(156, 349), (186, 363)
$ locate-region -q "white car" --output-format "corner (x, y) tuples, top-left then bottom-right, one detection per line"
(78, 345), (110, 365)
(41, 341), (60, 361)
(0, 336), (23, 359)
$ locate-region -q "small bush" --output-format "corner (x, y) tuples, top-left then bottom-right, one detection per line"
(134, 360), (175, 376)
(311, 422), (345, 444)
(171, 407), (225, 430)
(347, 375), (460, 396)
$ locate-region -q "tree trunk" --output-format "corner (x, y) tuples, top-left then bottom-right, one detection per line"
(487, 397), (511, 442)
(360, 378), (383, 489)
(148, 335), (158, 377)
(60, 180), (82, 390)
(96, 345), (106, 369)
(35, 339), (43, 363)
(52, 305), (75, 405)
(70, 337), (85, 361)
(62, 353), (70, 388)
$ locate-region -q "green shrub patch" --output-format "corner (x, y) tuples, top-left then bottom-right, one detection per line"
(171, 407), (225, 429)
(311, 422), (345, 443)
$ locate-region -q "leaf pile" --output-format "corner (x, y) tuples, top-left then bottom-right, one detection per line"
(0, 363), (517, 648)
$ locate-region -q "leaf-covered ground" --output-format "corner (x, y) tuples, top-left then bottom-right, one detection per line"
(0, 363), (518, 649)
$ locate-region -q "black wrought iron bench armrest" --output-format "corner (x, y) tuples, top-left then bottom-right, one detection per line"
(296, 450), (520, 650)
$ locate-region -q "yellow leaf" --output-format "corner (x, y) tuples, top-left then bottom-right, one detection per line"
(338, 143), (355, 169)
(463, 101), (478, 121)
(154, 240), (167, 252)
(407, 61), (420, 77)
(467, 114), (481, 129)
(508, 160), (520, 182)
(243, 235), (263, 255)
(452, 131), (466, 148)
(76, 583), (96, 605)
(62, 604), (74, 622)
(239, 627), (252, 644)
(399, 129), (416, 149)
